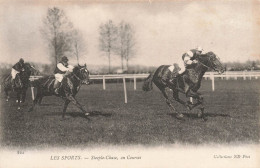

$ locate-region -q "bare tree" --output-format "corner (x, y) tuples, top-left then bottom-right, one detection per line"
(117, 22), (127, 71)
(41, 7), (75, 65)
(124, 24), (135, 71)
(72, 30), (87, 64)
(99, 20), (117, 73)
(116, 22), (136, 72)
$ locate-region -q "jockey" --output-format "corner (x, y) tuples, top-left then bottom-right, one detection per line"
(53, 56), (73, 94)
(11, 58), (25, 88)
(177, 46), (204, 76)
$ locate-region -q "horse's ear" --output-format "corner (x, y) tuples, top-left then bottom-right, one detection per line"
(84, 63), (86, 67)
(208, 51), (214, 55)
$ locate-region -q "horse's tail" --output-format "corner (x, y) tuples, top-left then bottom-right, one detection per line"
(1, 74), (12, 90)
(142, 72), (154, 91)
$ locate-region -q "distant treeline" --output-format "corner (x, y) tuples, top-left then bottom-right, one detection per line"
(1, 60), (259, 77)
(224, 60), (260, 71)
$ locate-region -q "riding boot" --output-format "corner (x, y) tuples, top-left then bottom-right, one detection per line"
(54, 81), (61, 94)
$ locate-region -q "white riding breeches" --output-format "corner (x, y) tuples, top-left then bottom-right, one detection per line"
(55, 73), (64, 82)
(11, 68), (19, 79)
(177, 60), (186, 74)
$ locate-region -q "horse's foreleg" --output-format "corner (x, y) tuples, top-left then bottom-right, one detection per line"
(16, 90), (21, 110)
(62, 99), (70, 118)
(21, 89), (27, 103)
(172, 89), (190, 109)
(66, 95), (89, 116)
(172, 90), (182, 105)
(28, 92), (41, 112)
(185, 91), (206, 120)
(38, 97), (43, 105)
(196, 96), (207, 121)
(4, 89), (9, 102)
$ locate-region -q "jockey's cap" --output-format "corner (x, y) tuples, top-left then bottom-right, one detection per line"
(19, 58), (24, 63)
(196, 46), (203, 52)
(61, 56), (69, 62)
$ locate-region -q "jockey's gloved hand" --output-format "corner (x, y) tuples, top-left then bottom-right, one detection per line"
(192, 60), (198, 64)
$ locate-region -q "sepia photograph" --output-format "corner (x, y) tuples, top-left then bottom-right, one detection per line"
(0, 0), (259, 167)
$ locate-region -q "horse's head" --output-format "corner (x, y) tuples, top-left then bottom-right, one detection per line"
(198, 52), (225, 74)
(20, 63), (33, 79)
(73, 64), (90, 84)
(16, 63), (33, 88)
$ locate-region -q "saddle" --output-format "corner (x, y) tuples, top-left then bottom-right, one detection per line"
(168, 64), (181, 78)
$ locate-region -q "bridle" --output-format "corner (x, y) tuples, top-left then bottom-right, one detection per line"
(71, 67), (88, 82)
(72, 72), (81, 81)
(196, 54), (217, 71)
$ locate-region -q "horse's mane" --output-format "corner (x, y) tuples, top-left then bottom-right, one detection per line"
(198, 51), (213, 57)
(196, 51), (216, 61)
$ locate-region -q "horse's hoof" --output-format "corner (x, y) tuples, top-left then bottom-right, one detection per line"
(85, 112), (90, 116)
(187, 101), (192, 105)
(202, 117), (208, 122)
(16, 100), (19, 103)
(17, 107), (21, 110)
(198, 112), (203, 118)
(60, 117), (67, 121)
(6, 99), (9, 102)
(176, 113), (185, 120)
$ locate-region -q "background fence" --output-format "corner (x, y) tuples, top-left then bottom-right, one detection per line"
(28, 71), (260, 103)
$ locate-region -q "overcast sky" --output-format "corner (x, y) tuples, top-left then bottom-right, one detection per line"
(0, 0), (259, 66)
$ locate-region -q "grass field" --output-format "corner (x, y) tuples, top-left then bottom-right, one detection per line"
(0, 79), (259, 148)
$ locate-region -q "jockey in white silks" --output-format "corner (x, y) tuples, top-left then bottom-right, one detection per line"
(177, 46), (204, 76)
(11, 58), (25, 88)
(53, 56), (74, 94)
(163, 46), (204, 83)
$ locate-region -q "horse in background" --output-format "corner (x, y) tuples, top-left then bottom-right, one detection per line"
(143, 52), (225, 121)
(28, 64), (90, 118)
(2, 63), (34, 110)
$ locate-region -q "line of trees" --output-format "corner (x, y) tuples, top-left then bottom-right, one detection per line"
(99, 20), (135, 73)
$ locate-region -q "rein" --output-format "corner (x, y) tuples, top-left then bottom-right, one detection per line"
(72, 73), (81, 81)
(198, 61), (212, 70)
(196, 56), (214, 70)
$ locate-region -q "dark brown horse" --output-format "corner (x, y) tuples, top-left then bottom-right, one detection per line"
(143, 52), (225, 120)
(28, 64), (90, 118)
(2, 63), (33, 110)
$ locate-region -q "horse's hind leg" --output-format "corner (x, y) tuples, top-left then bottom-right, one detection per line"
(62, 99), (70, 118)
(158, 87), (175, 111)
(158, 87), (186, 119)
